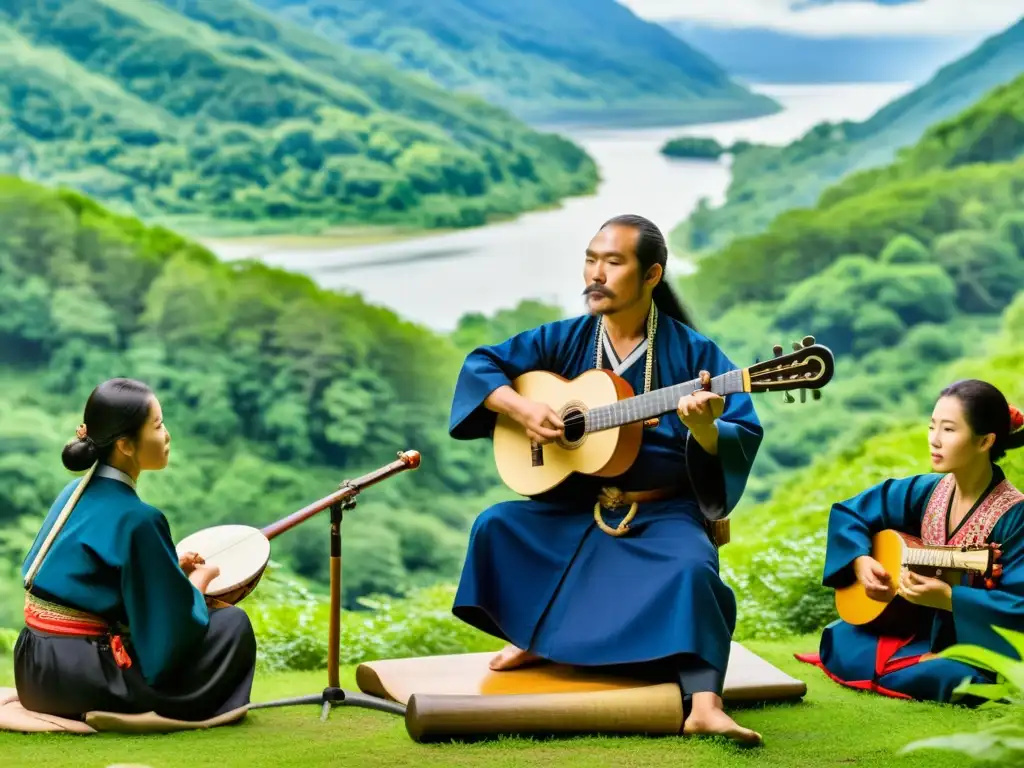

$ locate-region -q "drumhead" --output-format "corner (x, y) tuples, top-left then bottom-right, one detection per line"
(176, 524), (271, 597)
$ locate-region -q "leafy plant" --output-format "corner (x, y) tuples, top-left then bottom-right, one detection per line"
(0, 627), (17, 655)
(245, 569), (500, 672)
(900, 626), (1024, 763)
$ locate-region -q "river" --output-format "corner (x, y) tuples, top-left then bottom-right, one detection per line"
(206, 82), (912, 332)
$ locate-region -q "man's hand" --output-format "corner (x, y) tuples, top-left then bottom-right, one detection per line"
(899, 570), (953, 611)
(178, 551), (204, 575)
(677, 390), (724, 454)
(513, 399), (565, 445)
(676, 391), (724, 430)
(854, 555), (894, 601)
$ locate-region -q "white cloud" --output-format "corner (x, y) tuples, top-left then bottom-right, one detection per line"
(621, 0), (1024, 37)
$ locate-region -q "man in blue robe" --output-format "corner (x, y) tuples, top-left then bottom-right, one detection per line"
(447, 214), (765, 745)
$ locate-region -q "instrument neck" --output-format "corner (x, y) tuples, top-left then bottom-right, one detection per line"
(585, 370), (745, 433)
(904, 546), (990, 572)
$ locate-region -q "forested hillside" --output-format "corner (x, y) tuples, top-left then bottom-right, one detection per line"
(252, 0), (780, 126)
(0, 176), (550, 627)
(681, 72), (1024, 501)
(0, 0), (597, 236)
(674, 17), (1024, 255)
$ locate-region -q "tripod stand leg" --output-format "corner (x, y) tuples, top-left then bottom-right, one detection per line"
(249, 498), (406, 719)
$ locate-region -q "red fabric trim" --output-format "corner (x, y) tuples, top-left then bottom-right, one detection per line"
(875, 635), (916, 676)
(882, 654), (924, 675)
(25, 599), (132, 670)
(793, 650), (915, 700)
(25, 604), (107, 637)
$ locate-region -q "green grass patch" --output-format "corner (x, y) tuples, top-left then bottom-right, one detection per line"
(0, 637), (1005, 768)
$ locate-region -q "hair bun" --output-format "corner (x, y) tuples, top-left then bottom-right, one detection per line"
(62, 437), (98, 473)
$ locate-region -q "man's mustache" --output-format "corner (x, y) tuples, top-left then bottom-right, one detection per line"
(583, 283), (614, 298)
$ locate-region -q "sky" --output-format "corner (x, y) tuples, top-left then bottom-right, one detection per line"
(620, 0), (1024, 37)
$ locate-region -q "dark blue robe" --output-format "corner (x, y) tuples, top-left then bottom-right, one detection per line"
(448, 311), (763, 691)
(797, 467), (1024, 703)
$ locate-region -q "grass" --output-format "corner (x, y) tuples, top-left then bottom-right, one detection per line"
(0, 637), (1002, 768)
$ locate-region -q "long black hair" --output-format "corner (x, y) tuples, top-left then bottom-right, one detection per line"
(601, 214), (696, 329)
(939, 379), (1024, 463)
(62, 378), (156, 472)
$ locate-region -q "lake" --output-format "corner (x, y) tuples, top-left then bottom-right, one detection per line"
(206, 82), (912, 332)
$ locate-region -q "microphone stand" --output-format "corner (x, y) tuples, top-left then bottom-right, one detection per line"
(248, 451), (419, 721)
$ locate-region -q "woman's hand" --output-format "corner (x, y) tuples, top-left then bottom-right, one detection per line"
(854, 555), (894, 601)
(898, 570), (953, 611)
(178, 551), (204, 575)
(188, 563), (221, 594)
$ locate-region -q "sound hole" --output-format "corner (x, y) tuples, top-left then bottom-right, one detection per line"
(561, 405), (587, 445)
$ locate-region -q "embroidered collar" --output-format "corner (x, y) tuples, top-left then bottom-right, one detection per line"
(95, 464), (137, 491)
(920, 467), (1024, 547)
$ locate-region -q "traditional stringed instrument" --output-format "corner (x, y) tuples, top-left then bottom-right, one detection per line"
(835, 528), (1002, 629)
(492, 336), (835, 496)
(175, 450), (421, 605)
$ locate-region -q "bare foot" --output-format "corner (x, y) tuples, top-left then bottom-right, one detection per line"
(488, 644), (545, 671)
(684, 694), (763, 747)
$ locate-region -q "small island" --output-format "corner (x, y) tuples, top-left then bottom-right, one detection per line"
(660, 136), (759, 160)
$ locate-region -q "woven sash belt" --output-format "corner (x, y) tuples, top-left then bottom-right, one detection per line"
(24, 592), (132, 669)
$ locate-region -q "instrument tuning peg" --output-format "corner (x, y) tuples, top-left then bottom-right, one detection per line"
(802, 335), (815, 347)
(783, 392), (795, 404)
(812, 390), (822, 401)
(800, 389), (807, 403)
(772, 344), (783, 358)
(791, 341), (802, 352)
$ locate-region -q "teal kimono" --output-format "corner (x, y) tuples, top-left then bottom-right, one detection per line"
(14, 464), (256, 720)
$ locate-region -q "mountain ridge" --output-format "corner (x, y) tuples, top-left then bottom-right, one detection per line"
(251, 0), (781, 126)
(673, 16), (1024, 255)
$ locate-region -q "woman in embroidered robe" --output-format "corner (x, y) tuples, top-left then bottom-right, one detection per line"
(14, 378), (257, 721)
(797, 379), (1024, 702)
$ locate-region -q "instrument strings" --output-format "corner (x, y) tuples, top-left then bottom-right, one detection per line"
(188, 530), (264, 565)
(904, 549), (957, 569)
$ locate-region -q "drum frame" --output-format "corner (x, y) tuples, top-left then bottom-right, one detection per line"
(249, 486), (406, 720)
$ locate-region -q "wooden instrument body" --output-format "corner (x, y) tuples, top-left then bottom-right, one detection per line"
(835, 529), (998, 631)
(493, 369), (642, 497)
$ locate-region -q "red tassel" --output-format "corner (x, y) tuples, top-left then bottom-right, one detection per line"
(110, 635), (132, 669)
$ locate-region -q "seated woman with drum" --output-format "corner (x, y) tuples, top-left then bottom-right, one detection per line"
(798, 379), (1024, 703)
(14, 378), (257, 721)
